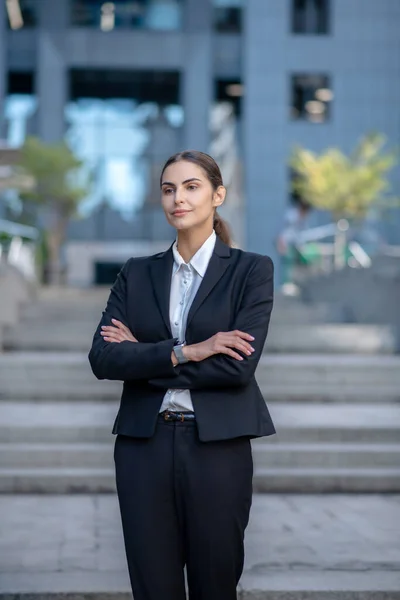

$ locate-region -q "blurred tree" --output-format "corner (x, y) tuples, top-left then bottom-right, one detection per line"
(289, 133), (398, 221)
(17, 136), (91, 284)
(289, 133), (399, 269)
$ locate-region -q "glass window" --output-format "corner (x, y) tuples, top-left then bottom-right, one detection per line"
(5, 0), (37, 29)
(5, 71), (37, 146)
(66, 69), (182, 220)
(71, 0), (183, 31)
(2, 71), (38, 218)
(69, 68), (180, 104)
(214, 0), (242, 33)
(291, 74), (332, 123)
(214, 7), (241, 33)
(292, 0), (329, 35)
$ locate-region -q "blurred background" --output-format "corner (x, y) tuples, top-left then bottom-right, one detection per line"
(0, 1), (400, 598)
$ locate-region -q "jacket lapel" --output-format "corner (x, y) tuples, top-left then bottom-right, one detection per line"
(186, 236), (232, 329)
(149, 244), (174, 336)
(149, 237), (232, 336)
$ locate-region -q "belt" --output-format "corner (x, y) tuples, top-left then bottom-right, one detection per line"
(159, 410), (196, 422)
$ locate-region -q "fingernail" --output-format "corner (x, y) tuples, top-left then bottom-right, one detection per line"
(250, 336), (255, 341)
(251, 346), (255, 352)
(101, 326), (105, 329)
(247, 350), (251, 355)
(111, 319), (116, 323)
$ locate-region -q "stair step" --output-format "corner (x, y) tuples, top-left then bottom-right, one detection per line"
(0, 467), (116, 493)
(0, 466), (399, 494)
(1, 442), (400, 469)
(252, 468), (400, 493)
(0, 443), (115, 468)
(266, 324), (397, 354)
(1, 571), (399, 599)
(1, 387), (398, 404)
(1, 353), (400, 402)
(1, 426), (399, 444)
(5, 323), (396, 354)
(0, 402), (398, 443)
(252, 443), (400, 468)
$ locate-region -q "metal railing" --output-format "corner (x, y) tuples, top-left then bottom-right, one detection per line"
(294, 220), (399, 274)
(293, 220), (374, 273)
(0, 219), (39, 281)
(0, 218), (39, 240)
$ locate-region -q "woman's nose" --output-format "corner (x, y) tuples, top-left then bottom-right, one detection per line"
(175, 189), (185, 204)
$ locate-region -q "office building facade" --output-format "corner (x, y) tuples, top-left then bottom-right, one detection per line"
(1, 0), (399, 284)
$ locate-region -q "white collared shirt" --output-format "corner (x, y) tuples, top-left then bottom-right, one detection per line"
(159, 230), (217, 413)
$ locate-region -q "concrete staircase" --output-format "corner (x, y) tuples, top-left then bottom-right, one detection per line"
(4, 287), (398, 354)
(1, 286), (399, 493)
(1, 286), (400, 599)
(0, 401), (399, 493)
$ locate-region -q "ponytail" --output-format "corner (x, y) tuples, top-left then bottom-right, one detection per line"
(213, 212), (232, 246)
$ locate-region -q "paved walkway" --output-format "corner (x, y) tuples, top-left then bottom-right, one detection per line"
(1, 494), (399, 596)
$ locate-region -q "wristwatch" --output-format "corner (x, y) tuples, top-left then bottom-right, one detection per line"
(173, 342), (189, 364)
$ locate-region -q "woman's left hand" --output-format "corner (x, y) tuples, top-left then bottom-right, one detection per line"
(101, 319), (138, 343)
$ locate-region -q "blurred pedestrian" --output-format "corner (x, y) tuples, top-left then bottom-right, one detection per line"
(277, 198), (311, 294)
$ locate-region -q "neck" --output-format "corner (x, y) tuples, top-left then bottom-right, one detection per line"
(176, 225), (214, 263)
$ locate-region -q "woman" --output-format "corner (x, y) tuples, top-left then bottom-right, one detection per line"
(88, 150), (276, 600)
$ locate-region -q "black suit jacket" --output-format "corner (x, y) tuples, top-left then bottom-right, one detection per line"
(88, 236), (276, 442)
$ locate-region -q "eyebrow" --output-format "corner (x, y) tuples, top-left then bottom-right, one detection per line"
(161, 178), (202, 187)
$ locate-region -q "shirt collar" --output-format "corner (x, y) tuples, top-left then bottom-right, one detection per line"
(172, 230), (216, 277)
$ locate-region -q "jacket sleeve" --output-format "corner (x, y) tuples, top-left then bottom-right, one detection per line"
(88, 258), (178, 381)
(148, 255), (274, 390)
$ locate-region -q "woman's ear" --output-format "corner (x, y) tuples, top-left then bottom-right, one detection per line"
(212, 185), (226, 209)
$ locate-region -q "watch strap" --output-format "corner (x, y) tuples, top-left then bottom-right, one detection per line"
(173, 343), (189, 364)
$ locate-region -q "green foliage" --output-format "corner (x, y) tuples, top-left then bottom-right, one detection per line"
(13, 136), (92, 283)
(289, 133), (399, 220)
(17, 136), (90, 217)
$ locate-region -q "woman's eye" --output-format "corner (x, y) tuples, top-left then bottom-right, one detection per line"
(188, 185), (197, 191)
(164, 188), (173, 194)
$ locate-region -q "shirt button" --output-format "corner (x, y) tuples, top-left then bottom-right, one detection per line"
(180, 300), (184, 305)
(174, 321), (179, 326)
(183, 280), (187, 285)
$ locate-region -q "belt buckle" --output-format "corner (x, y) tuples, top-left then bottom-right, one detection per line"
(164, 411), (173, 421)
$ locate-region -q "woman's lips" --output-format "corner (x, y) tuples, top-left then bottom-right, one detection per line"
(172, 210), (191, 217)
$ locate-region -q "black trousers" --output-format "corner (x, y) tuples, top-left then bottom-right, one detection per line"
(114, 414), (253, 600)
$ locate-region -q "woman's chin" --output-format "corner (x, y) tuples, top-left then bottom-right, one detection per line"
(170, 217), (194, 230)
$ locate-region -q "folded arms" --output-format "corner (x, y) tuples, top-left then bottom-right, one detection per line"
(88, 255), (274, 388)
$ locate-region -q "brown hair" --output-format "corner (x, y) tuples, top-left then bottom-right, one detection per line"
(160, 150), (232, 246)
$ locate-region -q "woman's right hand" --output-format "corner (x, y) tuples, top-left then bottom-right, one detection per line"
(183, 330), (255, 363)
